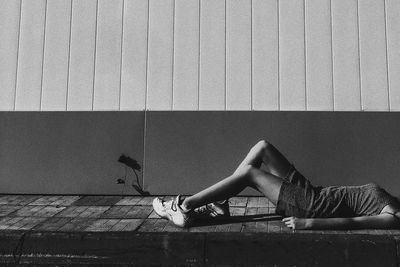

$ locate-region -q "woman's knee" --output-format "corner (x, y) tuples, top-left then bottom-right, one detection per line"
(251, 140), (269, 153)
(234, 165), (262, 185)
(234, 165), (256, 179)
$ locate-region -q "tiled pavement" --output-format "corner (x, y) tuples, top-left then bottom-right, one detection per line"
(1, 195), (400, 266)
(1, 194), (400, 234)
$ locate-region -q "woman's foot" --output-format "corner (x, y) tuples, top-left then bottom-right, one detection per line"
(152, 195), (194, 227)
(152, 196), (230, 227)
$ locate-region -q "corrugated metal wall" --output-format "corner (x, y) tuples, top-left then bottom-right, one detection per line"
(0, 0), (399, 111)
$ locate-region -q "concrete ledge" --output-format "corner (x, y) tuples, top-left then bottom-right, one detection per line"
(0, 231), (398, 266)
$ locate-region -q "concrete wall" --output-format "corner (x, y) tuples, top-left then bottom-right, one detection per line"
(1, 0), (399, 111)
(1, 111), (400, 198)
(0, 112), (144, 195)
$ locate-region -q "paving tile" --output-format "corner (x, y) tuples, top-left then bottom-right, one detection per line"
(124, 206), (153, 219)
(33, 206), (66, 217)
(115, 196), (143, 205)
(246, 197), (259, 208)
(0, 195), (12, 204)
(269, 206), (276, 214)
(0, 195), (21, 204)
(148, 210), (160, 219)
(94, 196), (124, 206)
(101, 206), (133, 218)
(267, 220), (282, 233)
(247, 197), (272, 208)
(0, 216), (24, 230)
(109, 219), (144, 231)
(54, 206), (90, 217)
(49, 196), (81, 206)
(136, 197), (154, 205)
(228, 197), (248, 207)
(28, 196), (63, 205)
(230, 207), (246, 216)
(242, 207), (260, 232)
(214, 223), (242, 232)
(5, 217), (47, 230)
(188, 224), (216, 232)
(58, 218), (97, 231)
(85, 219), (120, 232)
(0, 195), (40, 205)
(256, 207), (269, 215)
(137, 219), (168, 232)
(73, 196), (122, 206)
(76, 206), (111, 218)
(0, 205), (24, 216)
(34, 217), (72, 231)
(11, 205), (46, 217)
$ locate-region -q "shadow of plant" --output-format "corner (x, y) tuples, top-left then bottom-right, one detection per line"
(116, 154), (150, 196)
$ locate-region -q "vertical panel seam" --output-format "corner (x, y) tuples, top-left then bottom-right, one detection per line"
(356, 0), (362, 111)
(66, 0), (74, 111)
(303, 0), (307, 111)
(224, 0), (227, 110)
(142, 0), (151, 188)
(118, 0), (125, 111)
(13, 0), (23, 111)
(330, 0), (334, 111)
(145, 0), (150, 111)
(171, 0), (175, 110)
(197, 0), (201, 111)
(250, 0), (253, 111)
(92, 0), (99, 111)
(277, 0), (280, 111)
(142, 109), (147, 190)
(39, 0), (48, 111)
(383, 0), (390, 111)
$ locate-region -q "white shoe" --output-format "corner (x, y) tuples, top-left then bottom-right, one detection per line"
(152, 195), (193, 227)
(194, 200), (230, 218)
(153, 197), (230, 222)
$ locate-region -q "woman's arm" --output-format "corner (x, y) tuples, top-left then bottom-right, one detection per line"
(282, 213), (399, 230)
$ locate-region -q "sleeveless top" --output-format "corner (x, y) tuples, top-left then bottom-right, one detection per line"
(310, 183), (399, 218)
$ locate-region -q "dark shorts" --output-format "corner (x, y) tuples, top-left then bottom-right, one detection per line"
(275, 165), (322, 218)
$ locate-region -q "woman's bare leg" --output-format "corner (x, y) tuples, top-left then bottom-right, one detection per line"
(182, 140), (292, 210)
(234, 140), (292, 178)
(182, 165), (284, 210)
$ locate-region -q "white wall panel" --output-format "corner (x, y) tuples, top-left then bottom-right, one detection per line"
(120, 0), (148, 110)
(305, 0), (333, 111)
(93, 0), (123, 110)
(252, 0), (278, 110)
(41, 0), (72, 111)
(67, 0), (97, 111)
(173, 0), (200, 110)
(15, 0), (46, 111)
(331, 0), (361, 111)
(199, 0), (225, 110)
(1, 0), (399, 111)
(0, 0), (20, 111)
(358, 0), (389, 111)
(146, 0), (174, 110)
(386, 0), (400, 111)
(279, 0), (306, 110)
(226, 0), (251, 110)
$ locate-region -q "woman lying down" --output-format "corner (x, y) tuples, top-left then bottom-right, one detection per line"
(152, 140), (400, 230)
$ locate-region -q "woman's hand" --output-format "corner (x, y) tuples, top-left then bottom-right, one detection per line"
(282, 217), (309, 230)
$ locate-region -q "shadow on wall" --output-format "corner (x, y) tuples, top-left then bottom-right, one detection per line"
(116, 154), (149, 196)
